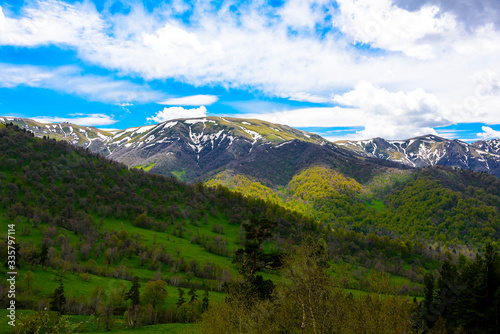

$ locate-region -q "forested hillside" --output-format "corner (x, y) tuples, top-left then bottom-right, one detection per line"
(0, 123), (498, 333)
(209, 165), (500, 252)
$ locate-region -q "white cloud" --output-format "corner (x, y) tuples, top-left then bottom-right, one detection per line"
(158, 95), (218, 106)
(477, 126), (500, 140)
(240, 82), (450, 139)
(332, 82), (449, 139)
(285, 92), (331, 103)
(2, 1), (500, 138)
(147, 106), (208, 123)
(336, 0), (457, 59)
(0, 63), (162, 104)
(238, 107), (364, 128)
(32, 113), (117, 126)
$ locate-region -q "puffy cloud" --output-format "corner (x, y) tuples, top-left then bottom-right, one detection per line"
(1, 1), (500, 139)
(477, 126), (500, 140)
(336, 0), (457, 59)
(32, 113), (117, 126)
(241, 82), (450, 140)
(147, 106), (207, 123)
(158, 95), (218, 106)
(332, 82), (449, 139)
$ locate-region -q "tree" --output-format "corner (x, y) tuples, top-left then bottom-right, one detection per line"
(202, 289), (210, 312)
(17, 309), (70, 334)
(22, 270), (35, 294)
(177, 288), (186, 308)
(124, 276), (141, 328)
(231, 217), (283, 302)
(125, 276), (140, 306)
(188, 286), (198, 303)
(50, 284), (66, 315)
(142, 280), (168, 324)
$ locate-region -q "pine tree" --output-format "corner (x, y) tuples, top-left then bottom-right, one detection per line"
(50, 284), (66, 315)
(177, 288), (186, 308)
(39, 244), (49, 269)
(125, 276), (141, 306)
(188, 286), (198, 303)
(202, 289), (210, 312)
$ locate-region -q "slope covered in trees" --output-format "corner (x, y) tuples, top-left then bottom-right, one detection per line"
(0, 124), (497, 333)
(208, 165), (500, 252)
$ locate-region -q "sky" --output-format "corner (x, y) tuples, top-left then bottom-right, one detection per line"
(0, 0), (500, 142)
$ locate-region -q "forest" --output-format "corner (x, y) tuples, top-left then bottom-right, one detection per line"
(0, 123), (499, 333)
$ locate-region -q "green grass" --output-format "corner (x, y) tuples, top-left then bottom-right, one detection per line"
(132, 162), (156, 172)
(89, 323), (201, 334)
(171, 169), (186, 181)
(366, 200), (387, 212)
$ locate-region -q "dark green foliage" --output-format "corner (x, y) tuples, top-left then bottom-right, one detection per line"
(419, 244), (500, 333)
(188, 286), (198, 303)
(230, 217), (284, 301)
(202, 289), (209, 312)
(50, 284), (66, 315)
(177, 288), (186, 308)
(39, 243), (48, 267)
(125, 276), (140, 306)
(423, 273), (434, 310)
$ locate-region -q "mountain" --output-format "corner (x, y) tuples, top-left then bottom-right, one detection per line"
(0, 116), (407, 185)
(471, 138), (500, 154)
(336, 134), (500, 178)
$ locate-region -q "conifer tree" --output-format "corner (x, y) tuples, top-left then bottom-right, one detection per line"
(50, 284), (66, 315)
(188, 286), (198, 303)
(202, 289), (210, 312)
(125, 276), (141, 306)
(177, 288), (186, 308)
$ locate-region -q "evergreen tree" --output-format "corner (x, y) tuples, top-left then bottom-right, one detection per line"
(125, 276), (140, 306)
(202, 289), (209, 312)
(188, 286), (198, 303)
(177, 288), (186, 308)
(50, 284), (66, 315)
(231, 217), (284, 301)
(39, 244), (49, 269)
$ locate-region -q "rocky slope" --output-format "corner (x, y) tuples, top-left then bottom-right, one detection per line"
(336, 135), (500, 177)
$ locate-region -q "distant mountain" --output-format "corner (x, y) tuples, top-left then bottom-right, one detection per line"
(1, 116), (407, 185)
(471, 138), (500, 155)
(336, 134), (500, 178)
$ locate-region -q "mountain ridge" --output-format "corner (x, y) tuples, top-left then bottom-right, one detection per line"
(336, 134), (500, 177)
(0, 116), (407, 185)
(2, 116), (499, 179)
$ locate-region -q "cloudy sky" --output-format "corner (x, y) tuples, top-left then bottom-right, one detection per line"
(1, 0), (499, 141)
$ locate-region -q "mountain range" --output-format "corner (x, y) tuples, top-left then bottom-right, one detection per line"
(1, 116), (500, 180)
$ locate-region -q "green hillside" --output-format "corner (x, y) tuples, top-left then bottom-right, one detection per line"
(1, 124), (498, 333)
(208, 165), (500, 252)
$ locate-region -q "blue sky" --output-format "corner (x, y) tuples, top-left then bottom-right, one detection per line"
(1, 0), (500, 142)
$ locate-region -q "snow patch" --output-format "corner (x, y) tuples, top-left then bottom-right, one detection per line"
(163, 121), (178, 129)
(132, 125), (155, 135)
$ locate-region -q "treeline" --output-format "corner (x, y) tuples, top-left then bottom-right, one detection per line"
(418, 244), (500, 333)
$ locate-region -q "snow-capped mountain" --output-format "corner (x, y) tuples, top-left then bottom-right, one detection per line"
(336, 135), (500, 177)
(471, 139), (500, 155)
(4, 116), (498, 181)
(1, 116), (340, 182)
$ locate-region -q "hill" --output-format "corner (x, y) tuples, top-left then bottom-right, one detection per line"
(0, 123), (452, 333)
